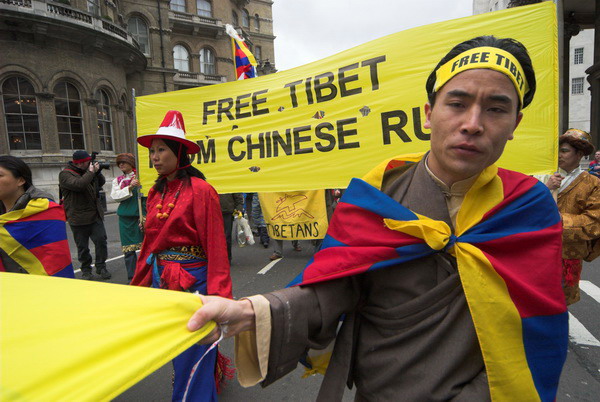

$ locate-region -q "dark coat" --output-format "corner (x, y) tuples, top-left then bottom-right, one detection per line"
(219, 193), (244, 214)
(58, 162), (105, 226)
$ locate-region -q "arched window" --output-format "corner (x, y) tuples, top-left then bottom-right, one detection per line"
(173, 45), (190, 72)
(200, 48), (215, 75)
(242, 9), (249, 27)
(197, 0), (211, 17)
(170, 0), (185, 12)
(2, 76), (41, 150)
(232, 11), (238, 26)
(95, 89), (113, 151)
(54, 81), (84, 150)
(254, 14), (260, 31)
(127, 17), (149, 56)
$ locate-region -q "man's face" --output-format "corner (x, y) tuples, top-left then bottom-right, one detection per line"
(594, 151), (600, 161)
(424, 68), (523, 185)
(74, 161), (90, 170)
(558, 142), (582, 172)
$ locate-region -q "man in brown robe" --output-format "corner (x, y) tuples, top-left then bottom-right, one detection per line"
(187, 36), (545, 400)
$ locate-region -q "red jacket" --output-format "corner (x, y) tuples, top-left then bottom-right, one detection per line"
(132, 177), (232, 298)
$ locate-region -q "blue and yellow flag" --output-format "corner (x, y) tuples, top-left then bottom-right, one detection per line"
(0, 198), (74, 277)
(291, 154), (568, 401)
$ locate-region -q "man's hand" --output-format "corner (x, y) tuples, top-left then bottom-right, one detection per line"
(188, 295), (256, 344)
(546, 173), (564, 191)
(88, 162), (100, 173)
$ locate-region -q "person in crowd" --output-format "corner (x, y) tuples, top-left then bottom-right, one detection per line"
(131, 110), (233, 401)
(588, 150), (600, 178)
(110, 153), (144, 282)
(544, 129), (600, 305)
(312, 189), (343, 253)
(244, 192), (256, 233)
(252, 193), (270, 248)
(58, 150), (109, 280)
(219, 192), (244, 262)
(187, 36), (568, 400)
(270, 239), (301, 260)
(0, 155), (74, 277)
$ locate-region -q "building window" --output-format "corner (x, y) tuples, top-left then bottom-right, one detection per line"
(242, 9), (250, 27)
(87, 0), (100, 16)
(128, 17), (150, 56)
(173, 45), (190, 72)
(170, 0), (185, 12)
(255, 45), (262, 62)
(197, 0), (211, 17)
(232, 11), (238, 26)
(54, 81), (85, 150)
(200, 48), (215, 75)
(574, 47), (584, 65)
(2, 76), (41, 150)
(254, 14), (260, 31)
(572, 77), (585, 95)
(96, 89), (113, 151)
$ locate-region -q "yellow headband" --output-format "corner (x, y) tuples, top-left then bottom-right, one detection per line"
(434, 46), (529, 108)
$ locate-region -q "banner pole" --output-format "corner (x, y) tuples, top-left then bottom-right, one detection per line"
(131, 88), (144, 227)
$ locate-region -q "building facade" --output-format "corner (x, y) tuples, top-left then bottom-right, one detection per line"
(473, 0), (598, 139)
(0, 0), (276, 199)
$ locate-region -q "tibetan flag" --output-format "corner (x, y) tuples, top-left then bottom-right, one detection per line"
(290, 153), (568, 402)
(226, 24), (257, 80)
(0, 198), (74, 278)
(232, 39), (257, 80)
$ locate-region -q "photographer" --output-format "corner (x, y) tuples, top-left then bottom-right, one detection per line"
(58, 150), (110, 280)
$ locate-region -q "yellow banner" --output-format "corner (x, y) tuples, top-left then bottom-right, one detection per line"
(0, 273), (214, 401)
(135, 2), (557, 194)
(259, 190), (328, 240)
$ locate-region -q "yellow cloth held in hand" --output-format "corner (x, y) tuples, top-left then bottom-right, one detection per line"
(0, 273), (215, 401)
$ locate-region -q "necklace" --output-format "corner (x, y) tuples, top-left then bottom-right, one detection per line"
(156, 180), (184, 220)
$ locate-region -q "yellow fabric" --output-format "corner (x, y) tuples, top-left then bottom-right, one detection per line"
(434, 47), (529, 106)
(135, 2), (558, 193)
(0, 273), (215, 402)
(258, 190), (328, 240)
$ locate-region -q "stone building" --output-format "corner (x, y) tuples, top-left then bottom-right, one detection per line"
(473, 0), (599, 143)
(0, 0), (276, 199)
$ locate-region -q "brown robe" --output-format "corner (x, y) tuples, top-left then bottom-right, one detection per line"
(262, 160), (490, 401)
(558, 171), (600, 304)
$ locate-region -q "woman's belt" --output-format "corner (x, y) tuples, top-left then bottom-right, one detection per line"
(157, 245), (206, 261)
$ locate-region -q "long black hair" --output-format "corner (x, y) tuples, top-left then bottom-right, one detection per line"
(0, 155), (32, 191)
(154, 138), (206, 193)
(425, 35), (536, 110)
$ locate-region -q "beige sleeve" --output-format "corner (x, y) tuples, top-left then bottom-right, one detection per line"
(234, 295), (271, 387)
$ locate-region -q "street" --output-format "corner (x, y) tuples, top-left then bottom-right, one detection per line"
(68, 213), (600, 401)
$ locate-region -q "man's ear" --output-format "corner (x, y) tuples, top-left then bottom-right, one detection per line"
(424, 103), (432, 129)
(508, 111), (524, 141)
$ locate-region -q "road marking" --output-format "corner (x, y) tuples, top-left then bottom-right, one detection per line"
(73, 254), (125, 274)
(579, 280), (600, 304)
(258, 258), (283, 275)
(569, 312), (600, 347)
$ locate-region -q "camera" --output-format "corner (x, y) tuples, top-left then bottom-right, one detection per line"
(91, 151), (111, 171)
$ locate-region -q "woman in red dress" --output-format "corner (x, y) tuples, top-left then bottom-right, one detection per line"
(132, 110), (232, 401)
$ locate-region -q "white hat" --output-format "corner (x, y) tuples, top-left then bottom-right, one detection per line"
(137, 110), (200, 154)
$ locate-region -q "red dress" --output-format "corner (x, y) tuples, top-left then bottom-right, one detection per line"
(132, 176), (232, 298)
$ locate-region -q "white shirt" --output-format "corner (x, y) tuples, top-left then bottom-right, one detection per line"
(558, 166), (584, 193)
